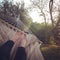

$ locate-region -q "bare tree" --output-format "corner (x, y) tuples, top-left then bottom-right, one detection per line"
(49, 0), (54, 27)
(30, 0), (47, 25)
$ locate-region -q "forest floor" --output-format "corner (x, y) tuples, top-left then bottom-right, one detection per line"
(41, 44), (60, 60)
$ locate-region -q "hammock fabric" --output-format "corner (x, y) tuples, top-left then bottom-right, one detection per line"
(0, 19), (44, 60)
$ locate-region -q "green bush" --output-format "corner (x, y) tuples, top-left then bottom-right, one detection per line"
(49, 36), (56, 44)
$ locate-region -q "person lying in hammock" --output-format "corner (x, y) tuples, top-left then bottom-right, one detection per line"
(0, 28), (44, 60)
(0, 29), (27, 60)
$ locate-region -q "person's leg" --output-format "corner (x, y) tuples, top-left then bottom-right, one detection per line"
(14, 47), (26, 60)
(0, 40), (14, 60)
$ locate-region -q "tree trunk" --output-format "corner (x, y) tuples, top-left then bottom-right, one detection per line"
(49, 0), (54, 27)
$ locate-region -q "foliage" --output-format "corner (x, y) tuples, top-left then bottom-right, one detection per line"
(30, 22), (52, 43)
(41, 44), (60, 60)
(0, 0), (32, 30)
(49, 36), (56, 44)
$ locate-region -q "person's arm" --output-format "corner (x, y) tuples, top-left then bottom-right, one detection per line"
(0, 40), (14, 60)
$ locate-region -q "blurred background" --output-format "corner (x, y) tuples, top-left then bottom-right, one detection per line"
(0, 0), (60, 60)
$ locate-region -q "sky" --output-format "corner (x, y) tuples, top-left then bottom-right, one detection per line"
(13, 0), (49, 23)
(29, 9), (45, 23)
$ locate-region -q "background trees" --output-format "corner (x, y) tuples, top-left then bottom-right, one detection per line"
(0, 0), (32, 31)
(0, 0), (60, 43)
(30, 22), (52, 43)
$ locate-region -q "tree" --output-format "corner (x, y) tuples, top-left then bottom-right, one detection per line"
(30, 22), (52, 43)
(49, 0), (54, 27)
(30, 0), (48, 25)
(20, 2), (32, 30)
(0, 0), (32, 30)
